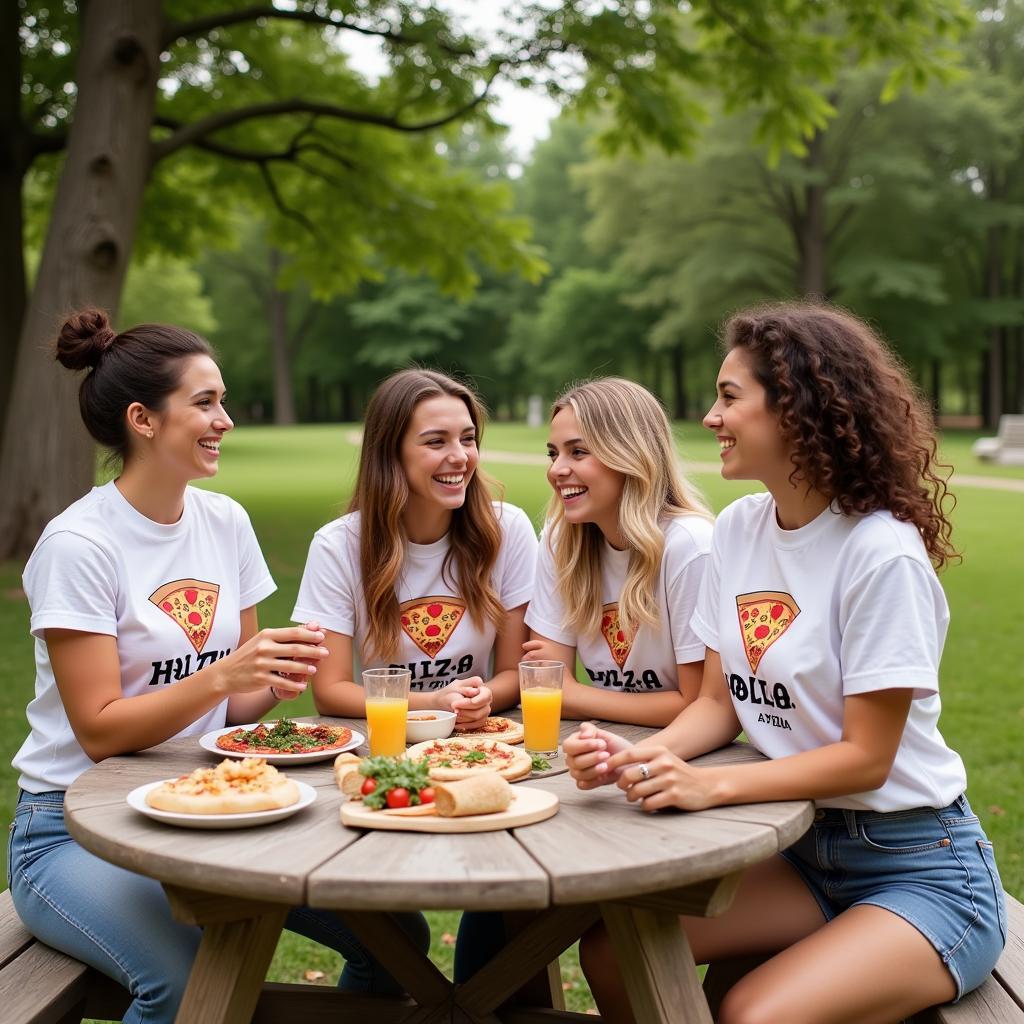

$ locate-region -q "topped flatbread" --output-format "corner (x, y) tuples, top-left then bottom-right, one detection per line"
(145, 758), (299, 815)
(453, 716), (524, 745)
(405, 737), (532, 782)
(400, 597), (466, 657)
(216, 719), (352, 756)
(736, 591), (800, 674)
(149, 578), (220, 655)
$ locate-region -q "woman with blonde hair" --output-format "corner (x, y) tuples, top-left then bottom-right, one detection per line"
(294, 368), (536, 720)
(524, 377), (714, 726)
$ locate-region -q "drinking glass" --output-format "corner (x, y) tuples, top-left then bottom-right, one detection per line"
(363, 667), (411, 756)
(519, 660), (564, 757)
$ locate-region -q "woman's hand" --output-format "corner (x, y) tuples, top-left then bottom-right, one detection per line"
(521, 638), (563, 662)
(215, 624), (329, 698)
(434, 677), (492, 727)
(564, 722), (632, 789)
(607, 745), (722, 812)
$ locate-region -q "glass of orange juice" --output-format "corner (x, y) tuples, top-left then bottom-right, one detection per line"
(519, 660), (564, 757)
(363, 667), (411, 756)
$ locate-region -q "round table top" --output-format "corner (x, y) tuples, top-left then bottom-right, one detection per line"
(65, 717), (813, 913)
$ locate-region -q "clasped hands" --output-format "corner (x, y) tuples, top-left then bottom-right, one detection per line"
(563, 722), (719, 812)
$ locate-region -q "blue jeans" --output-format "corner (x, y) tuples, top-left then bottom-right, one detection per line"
(8, 790), (429, 1024)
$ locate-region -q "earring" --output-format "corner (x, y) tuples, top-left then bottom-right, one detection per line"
(146, 430), (154, 439)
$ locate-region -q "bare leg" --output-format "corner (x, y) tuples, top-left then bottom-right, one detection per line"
(719, 904), (956, 1024)
(580, 855), (825, 1024)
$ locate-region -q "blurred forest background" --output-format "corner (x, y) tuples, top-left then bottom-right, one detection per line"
(114, 4), (1024, 429)
(5, 1), (1024, 558)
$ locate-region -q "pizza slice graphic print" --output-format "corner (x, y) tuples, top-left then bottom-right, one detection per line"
(600, 603), (632, 669)
(736, 591), (800, 674)
(149, 579), (220, 655)
(400, 597), (466, 657)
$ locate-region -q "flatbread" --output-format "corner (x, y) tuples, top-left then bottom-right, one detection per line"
(145, 758), (299, 815)
(216, 720), (352, 755)
(433, 773), (512, 817)
(453, 716), (524, 745)
(405, 737), (531, 782)
(334, 753), (364, 798)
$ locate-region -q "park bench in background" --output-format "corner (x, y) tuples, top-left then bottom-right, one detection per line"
(704, 890), (1024, 1023)
(0, 889), (129, 1024)
(972, 415), (1024, 466)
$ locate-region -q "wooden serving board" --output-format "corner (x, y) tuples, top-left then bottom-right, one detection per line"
(340, 786), (558, 834)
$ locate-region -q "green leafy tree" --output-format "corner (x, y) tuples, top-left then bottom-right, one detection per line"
(2, 0), (968, 556)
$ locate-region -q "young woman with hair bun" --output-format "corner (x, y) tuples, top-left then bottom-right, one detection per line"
(524, 377), (714, 726)
(7, 309), (406, 1023)
(565, 303), (1006, 1024)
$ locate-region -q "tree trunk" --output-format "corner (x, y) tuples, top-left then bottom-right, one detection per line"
(267, 248), (297, 426)
(670, 344), (687, 420)
(0, 0), (162, 559)
(929, 358), (941, 415)
(798, 131), (828, 299)
(0, 2), (28, 435)
(984, 222), (1004, 429)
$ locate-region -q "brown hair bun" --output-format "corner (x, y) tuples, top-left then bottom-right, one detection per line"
(55, 308), (117, 371)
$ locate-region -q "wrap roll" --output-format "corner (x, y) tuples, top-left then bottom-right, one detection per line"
(433, 771), (512, 818)
(333, 752), (365, 798)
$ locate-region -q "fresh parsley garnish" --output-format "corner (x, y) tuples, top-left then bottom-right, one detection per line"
(462, 750), (487, 763)
(358, 756), (431, 810)
(530, 754), (551, 772)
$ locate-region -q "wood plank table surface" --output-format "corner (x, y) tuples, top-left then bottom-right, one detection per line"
(65, 714), (813, 1024)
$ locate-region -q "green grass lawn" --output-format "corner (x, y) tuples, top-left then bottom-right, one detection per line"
(1, 422), (1021, 1017)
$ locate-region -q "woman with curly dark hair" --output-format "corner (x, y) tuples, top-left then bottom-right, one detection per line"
(563, 303), (1006, 1024)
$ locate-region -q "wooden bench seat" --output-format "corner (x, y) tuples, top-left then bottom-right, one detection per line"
(973, 415), (1024, 466)
(0, 889), (129, 1024)
(704, 891), (1024, 1023)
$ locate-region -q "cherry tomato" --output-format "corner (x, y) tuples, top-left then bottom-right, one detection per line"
(386, 787), (410, 809)
(419, 787), (435, 805)
(360, 778), (377, 796)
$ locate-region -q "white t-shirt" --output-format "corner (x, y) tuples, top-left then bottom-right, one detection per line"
(292, 503), (537, 690)
(13, 482), (276, 793)
(691, 492), (966, 812)
(525, 514), (712, 693)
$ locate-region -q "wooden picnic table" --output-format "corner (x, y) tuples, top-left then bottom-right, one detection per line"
(64, 715), (813, 1024)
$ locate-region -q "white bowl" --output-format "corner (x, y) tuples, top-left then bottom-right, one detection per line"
(405, 710), (456, 744)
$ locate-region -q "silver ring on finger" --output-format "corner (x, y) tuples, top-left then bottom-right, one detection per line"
(638, 763), (651, 781)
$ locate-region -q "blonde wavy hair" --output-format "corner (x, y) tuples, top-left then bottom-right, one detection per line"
(350, 369), (504, 661)
(546, 378), (712, 642)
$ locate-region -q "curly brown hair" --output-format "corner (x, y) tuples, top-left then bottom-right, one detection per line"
(723, 302), (958, 569)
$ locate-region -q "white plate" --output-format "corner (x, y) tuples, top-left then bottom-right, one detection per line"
(127, 779), (317, 830)
(198, 722), (365, 765)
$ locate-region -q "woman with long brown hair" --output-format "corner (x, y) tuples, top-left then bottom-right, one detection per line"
(565, 303), (1006, 1024)
(294, 367), (536, 724)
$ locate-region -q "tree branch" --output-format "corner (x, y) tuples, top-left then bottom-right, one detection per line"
(704, 0), (774, 56)
(150, 80), (494, 165)
(259, 162), (320, 240)
(161, 5), (474, 57)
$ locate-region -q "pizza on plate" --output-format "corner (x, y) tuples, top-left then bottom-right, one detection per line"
(453, 716), (524, 745)
(400, 597), (466, 657)
(216, 719), (352, 755)
(145, 758), (299, 815)
(149, 579), (220, 655)
(736, 591), (800, 673)
(405, 737), (532, 782)
(600, 604), (632, 669)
